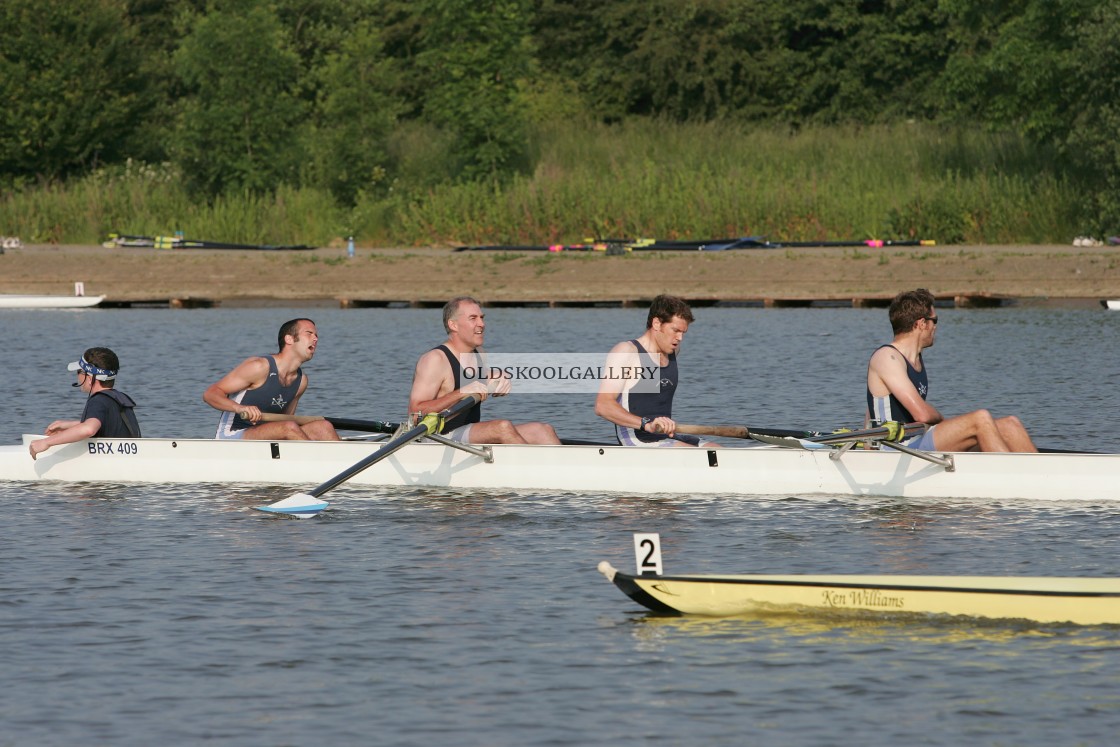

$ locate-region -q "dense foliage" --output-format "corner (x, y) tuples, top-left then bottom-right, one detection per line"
(0, 0), (1115, 238)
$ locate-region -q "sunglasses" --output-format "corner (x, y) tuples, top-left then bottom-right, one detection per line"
(923, 316), (939, 324)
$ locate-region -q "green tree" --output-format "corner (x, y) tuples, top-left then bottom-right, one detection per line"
(171, 2), (306, 195)
(532, 0), (949, 124)
(416, 0), (534, 181)
(376, 0), (434, 120)
(117, 0), (207, 164)
(273, 0), (384, 98)
(0, 0), (149, 183)
(309, 21), (402, 204)
(770, 0), (948, 123)
(937, 0), (1095, 141)
(1067, 1), (1120, 229)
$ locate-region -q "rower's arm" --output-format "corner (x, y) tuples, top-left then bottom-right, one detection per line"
(595, 390), (643, 429)
(44, 419), (81, 435)
(408, 349), (488, 415)
(869, 348), (942, 424)
(29, 418), (101, 460)
(594, 341), (648, 430)
(202, 357), (268, 413)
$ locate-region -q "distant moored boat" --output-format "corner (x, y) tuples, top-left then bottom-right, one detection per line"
(0, 282), (103, 308)
(0, 294), (104, 309)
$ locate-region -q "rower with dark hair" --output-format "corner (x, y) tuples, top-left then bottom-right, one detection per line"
(595, 294), (717, 447)
(866, 288), (1037, 452)
(204, 318), (339, 441)
(29, 346), (142, 460)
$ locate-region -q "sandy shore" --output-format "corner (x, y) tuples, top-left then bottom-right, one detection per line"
(2, 243), (1119, 306)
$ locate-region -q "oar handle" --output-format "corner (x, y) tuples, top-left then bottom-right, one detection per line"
(251, 412), (324, 425)
(674, 423), (749, 439)
(674, 423), (815, 439)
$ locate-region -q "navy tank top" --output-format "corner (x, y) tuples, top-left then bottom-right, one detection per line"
(616, 339), (698, 445)
(222, 355), (304, 433)
(437, 345), (482, 433)
(867, 344), (927, 425)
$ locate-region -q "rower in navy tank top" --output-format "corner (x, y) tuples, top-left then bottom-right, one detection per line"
(865, 288), (1037, 453)
(214, 355), (303, 438)
(435, 344), (482, 434)
(595, 294), (715, 448)
(866, 344), (927, 427)
(407, 296), (560, 445)
(614, 339), (699, 446)
(204, 318), (340, 441)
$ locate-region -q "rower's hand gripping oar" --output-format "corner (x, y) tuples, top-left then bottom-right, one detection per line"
(254, 394), (481, 518)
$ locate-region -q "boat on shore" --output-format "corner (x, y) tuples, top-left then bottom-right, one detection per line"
(103, 232), (314, 251)
(2, 435), (1118, 502)
(597, 562), (1120, 625)
(0, 294), (104, 309)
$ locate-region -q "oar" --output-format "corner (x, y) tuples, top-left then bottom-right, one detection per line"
(254, 394), (481, 518)
(673, 423), (818, 440)
(751, 239), (936, 249)
(749, 422), (925, 449)
(251, 412), (396, 434)
(452, 242), (605, 252)
(589, 237), (935, 250)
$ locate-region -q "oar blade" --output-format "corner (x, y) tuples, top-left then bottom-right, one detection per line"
(253, 394), (483, 517)
(255, 492), (329, 518)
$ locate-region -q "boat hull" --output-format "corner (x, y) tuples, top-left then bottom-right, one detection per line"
(599, 564), (1120, 625)
(0, 295), (104, 308)
(2, 436), (1119, 502)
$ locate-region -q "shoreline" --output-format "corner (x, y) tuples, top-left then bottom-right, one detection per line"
(2, 243), (1119, 308)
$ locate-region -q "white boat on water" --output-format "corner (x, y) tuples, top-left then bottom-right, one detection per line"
(0, 294), (104, 309)
(2, 435), (1117, 503)
(1102, 299), (1120, 310)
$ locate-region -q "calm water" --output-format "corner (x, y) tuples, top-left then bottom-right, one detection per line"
(3, 306), (1120, 746)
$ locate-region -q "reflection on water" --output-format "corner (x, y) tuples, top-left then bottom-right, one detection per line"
(627, 608), (1119, 647)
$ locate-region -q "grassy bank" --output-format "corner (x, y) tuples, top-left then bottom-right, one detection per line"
(0, 121), (1089, 247)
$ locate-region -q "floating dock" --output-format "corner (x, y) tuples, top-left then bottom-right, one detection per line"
(50, 293), (1108, 310)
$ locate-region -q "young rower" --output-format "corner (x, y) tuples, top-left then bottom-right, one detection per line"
(595, 294), (717, 447)
(30, 347), (141, 460)
(866, 288), (1037, 452)
(408, 296), (560, 444)
(203, 318), (339, 441)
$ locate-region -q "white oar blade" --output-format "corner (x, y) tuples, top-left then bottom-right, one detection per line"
(255, 492), (328, 518)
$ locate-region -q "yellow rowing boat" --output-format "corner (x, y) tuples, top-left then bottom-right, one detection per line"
(598, 562), (1120, 625)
